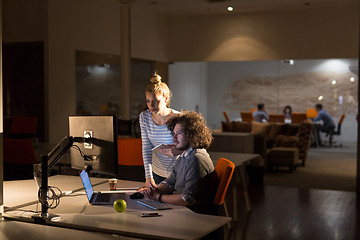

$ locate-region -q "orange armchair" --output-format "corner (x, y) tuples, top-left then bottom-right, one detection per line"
(291, 113), (307, 123)
(241, 112), (253, 122)
(268, 114), (285, 123)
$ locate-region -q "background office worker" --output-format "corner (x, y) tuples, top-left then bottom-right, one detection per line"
(253, 103), (269, 122)
(142, 111), (218, 214)
(312, 103), (336, 145)
(283, 105), (292, 123)
(283, 105), (292, 119)
(139, 73), (181, 188)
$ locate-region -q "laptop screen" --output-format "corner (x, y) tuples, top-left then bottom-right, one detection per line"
(80, 170), (94, 201)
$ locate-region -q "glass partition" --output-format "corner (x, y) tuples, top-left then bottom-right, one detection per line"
(169, 58), (358, 143)
(75, 50), (152, 120)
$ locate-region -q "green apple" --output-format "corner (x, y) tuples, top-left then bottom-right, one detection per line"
(113, 199), (127, 213)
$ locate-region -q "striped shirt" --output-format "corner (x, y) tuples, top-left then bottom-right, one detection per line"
(139, 109), (179, 179)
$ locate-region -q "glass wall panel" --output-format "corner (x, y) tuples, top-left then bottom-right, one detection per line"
(75, 50), (152, 120)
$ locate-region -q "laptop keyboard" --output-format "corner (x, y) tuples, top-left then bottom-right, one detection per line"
(94, 193), (111, 203)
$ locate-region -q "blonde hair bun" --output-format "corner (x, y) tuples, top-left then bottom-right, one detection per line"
(146, 73), (172, 107)
(150, 73), (162, 84)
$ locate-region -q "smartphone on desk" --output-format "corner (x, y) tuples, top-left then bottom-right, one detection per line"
(139, 212), (162, 217)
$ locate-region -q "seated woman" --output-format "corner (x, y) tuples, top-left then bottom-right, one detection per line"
(283, 105), (292, 123)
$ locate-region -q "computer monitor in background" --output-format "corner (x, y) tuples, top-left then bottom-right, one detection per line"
(69, 115), (118, 177)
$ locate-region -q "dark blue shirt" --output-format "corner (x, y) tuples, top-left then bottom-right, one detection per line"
(313, 109), (335, 129)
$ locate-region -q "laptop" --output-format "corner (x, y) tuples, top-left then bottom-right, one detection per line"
(80, 170), (126, 205)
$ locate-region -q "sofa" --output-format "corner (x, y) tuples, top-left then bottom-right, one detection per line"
(215, 120), (313, 170)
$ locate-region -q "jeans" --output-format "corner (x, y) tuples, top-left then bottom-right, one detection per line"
(153, 172), (166, 184)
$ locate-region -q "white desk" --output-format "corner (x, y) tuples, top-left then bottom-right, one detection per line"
(3, 175), (230, 240)
(209, 152), (262, 220)
(0, 220), (134, 240)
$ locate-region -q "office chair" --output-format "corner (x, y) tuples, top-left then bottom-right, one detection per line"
(223, 111), (230, 122)
(117, 138), (145, 182)
(3, 138), (38, 180)
(306, 108), (317, 119)
(132, 118), (141, 138)
(9, 116), (38, 139)
(213, 158), (235, 228)
(328, 114), (346, 147)
(118, 119), (133, 135)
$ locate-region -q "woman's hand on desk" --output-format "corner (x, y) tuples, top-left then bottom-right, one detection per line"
(138, 177), (157, 192)
(141, 182), (160, 201)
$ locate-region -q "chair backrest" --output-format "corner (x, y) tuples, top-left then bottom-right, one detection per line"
(268, 114), (285, 123)
(291, 113), (307, 123)
(118, 119), (133, 135)
(241, 112), (253, 122)
(132, 118), (141, 138)
(213, 158), (235, 205)
(306, 108), (317, 119)
(117, 138), (143, 166)
(223, 111), (230, 122)
(336, 114), (346, 134)
(338, 114), (346, 125)
(3, 138), (37, 164)
(10, 116), (38, 135)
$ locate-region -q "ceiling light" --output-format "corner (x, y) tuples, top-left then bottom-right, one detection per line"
(227, 6), (233, 12)
(318, 96), (323, 101)
(350, 76), (355, 82)
(331, 80), (336, 85)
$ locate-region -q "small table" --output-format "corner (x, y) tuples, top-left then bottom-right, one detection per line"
(209, 152), (262, 221)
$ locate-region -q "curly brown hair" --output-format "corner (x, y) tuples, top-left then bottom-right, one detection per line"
(166, 111), (213, 149)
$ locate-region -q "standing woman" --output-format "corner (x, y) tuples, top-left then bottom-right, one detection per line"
(139, 74), (181, 187)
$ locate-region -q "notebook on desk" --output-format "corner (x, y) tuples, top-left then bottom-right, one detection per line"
(80, 170), (126, 205)
(137, 199), (172, 210)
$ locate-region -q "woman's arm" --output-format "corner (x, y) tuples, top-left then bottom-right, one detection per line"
(157, 144), (182, 157)
(139, 111), (154, 182)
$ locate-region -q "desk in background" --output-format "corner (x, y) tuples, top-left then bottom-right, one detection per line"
(209, 132), (254, 153)
(3, 175), (230, 240)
